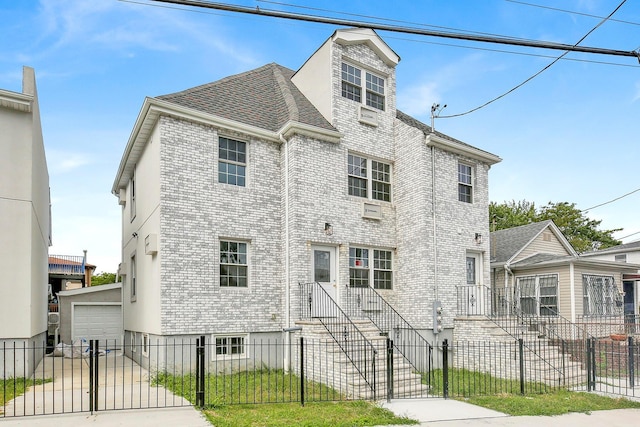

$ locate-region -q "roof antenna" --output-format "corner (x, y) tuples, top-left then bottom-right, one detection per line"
(430, 103), (446, 132)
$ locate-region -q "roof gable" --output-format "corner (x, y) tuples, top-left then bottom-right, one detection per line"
(331, 28), (400, 66)
(490, 220), (577, 265)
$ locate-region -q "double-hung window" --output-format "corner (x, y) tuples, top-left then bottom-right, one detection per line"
(516, 274), (558, 316)
(458, 163), (473, 203)
(349, 247), (393, 289)
(130, 254), (137, 302)
(341, 63), (385, 111)
(214, 335), (246, 358)
(219, 240), (248, 287)
(218, 136), (246, 186)
(348, 154), (391, 202)
(583, 274), (622, 317)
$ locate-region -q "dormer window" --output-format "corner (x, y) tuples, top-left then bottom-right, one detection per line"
(341, 63), (385, 111)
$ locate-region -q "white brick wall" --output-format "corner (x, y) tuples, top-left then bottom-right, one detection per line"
(140, 33), (495, 340)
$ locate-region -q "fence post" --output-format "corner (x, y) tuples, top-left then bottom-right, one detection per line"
(386, 338), (393, 402)
(300, 336), (305, 407)
(629, 336), (635, 389)
(89, 340), (94, 414)
(94, 340), (99, 412)
(442, 339), (449, 399)
(586, 338), (592, 391)
(196, 336), (205, 408)
(591, 337), (597, 391)
(518, 338), (525, 395)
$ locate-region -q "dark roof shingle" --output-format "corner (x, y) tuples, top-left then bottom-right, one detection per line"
(157, 63), (336, 133)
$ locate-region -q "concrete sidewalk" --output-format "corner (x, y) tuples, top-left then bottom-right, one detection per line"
(380, 398), (640, 426)
(0, 407), (210, 426)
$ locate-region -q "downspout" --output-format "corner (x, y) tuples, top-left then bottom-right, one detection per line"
(569, 261), (576, 323)
(504, 264), (513, 311)
(431, 143), (438, 301)
(280, 133), (291, 370)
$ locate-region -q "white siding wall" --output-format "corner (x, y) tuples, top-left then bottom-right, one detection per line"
(122, 124), (162, 335)
(0, 67), (49, 341)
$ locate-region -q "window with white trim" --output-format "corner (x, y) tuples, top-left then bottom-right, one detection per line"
(458, 163), (473, 203)
(583, 274), (622, 317)
(341, 63), (385, 111)
(142, 334), (149, 357)
(214, 335), (247, 358)
(130, 254), (137, 302)
(516, 274), (558, 316)
(130, 166), (136, 220)
(349, 247), (393, 289)
(218, 136), (246, 186)
(348, 154), (391, 202)
(219, 240), (248, 287)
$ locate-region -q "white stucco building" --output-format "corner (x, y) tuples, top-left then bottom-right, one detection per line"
(113, 29), (501, 364)
(0, 66), (51, 376)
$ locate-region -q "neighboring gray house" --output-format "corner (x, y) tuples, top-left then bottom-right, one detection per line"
(0, 66), (50, 377)
(112, 28), (500, 368)
(487, 220), (640, 336)
(581, 240), (640, 322)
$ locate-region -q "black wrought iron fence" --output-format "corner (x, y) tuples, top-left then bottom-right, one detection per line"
(3, 335), (639, 418)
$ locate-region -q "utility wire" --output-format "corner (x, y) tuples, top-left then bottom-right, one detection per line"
(383, 33), (640, 68)
(506, 0), (640, 27)
(582, 187), (640, 212)
(438, 0), (629, 119)
(258, 0), (545, 44)
(149, 0), (640, 58)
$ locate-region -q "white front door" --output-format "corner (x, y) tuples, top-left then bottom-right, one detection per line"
(465, 253), (485, 315)
(311, 245), (337, 317)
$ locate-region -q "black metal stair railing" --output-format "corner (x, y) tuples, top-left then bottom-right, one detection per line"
(298, 282), (380, 397)
(342, 285), (433, 373)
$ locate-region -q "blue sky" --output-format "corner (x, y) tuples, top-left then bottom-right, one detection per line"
(2, 0), (639, 273)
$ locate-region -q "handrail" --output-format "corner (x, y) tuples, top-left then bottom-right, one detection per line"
(48, 254), (85, 275)
(298, 282), (379, 396)
(457, 284), (574, 378)
(342, 285), (433, 372)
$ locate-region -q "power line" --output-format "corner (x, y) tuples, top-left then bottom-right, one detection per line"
(617, 230), (640, 240)
(582, 187), (640, 212)
(505, 0), (640, 27)
(149, 0), (640, 59)
(383, 34), (640, 68)
(438, 0), (629, 119)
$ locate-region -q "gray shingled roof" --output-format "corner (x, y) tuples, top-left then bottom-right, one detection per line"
(510, 252), (573, 267)
(395, 110), (498, 158)
(490, 220), (554, 264)
(157, 63), (336, 133)
(583, 239), (640, 255)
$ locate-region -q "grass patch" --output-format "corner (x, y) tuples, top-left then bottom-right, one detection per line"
(465, 389), (640, 416)
(154, 369), (343, 406)
(156, 370), (417, 426)
(202, 401), (417, 427)
(1, 378), (50, 413)
(426, 368), (552, 397)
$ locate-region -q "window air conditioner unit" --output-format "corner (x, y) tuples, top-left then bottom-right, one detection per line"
(145, 234), (158, 255)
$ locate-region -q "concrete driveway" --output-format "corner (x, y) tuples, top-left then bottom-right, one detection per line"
(2, 351), (193, 417)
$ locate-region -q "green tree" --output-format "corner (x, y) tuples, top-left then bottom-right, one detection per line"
(490, 200), (622, 253)
(91, 272), (117, 286)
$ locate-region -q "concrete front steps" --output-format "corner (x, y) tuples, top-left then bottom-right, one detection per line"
(295, 319), (429, 399)
(454, 317), (588, 386)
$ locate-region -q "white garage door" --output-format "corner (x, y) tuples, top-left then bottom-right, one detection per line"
(73, 304), (123, 348)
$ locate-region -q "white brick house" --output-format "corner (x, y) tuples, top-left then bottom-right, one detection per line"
(112, 28), (500, 363)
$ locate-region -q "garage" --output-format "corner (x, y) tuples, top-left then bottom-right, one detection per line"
(58, 283), (123, 349)
(72, 303), (122, 346)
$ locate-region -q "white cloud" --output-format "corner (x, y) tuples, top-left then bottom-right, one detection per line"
(47, 150), (91, 174)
